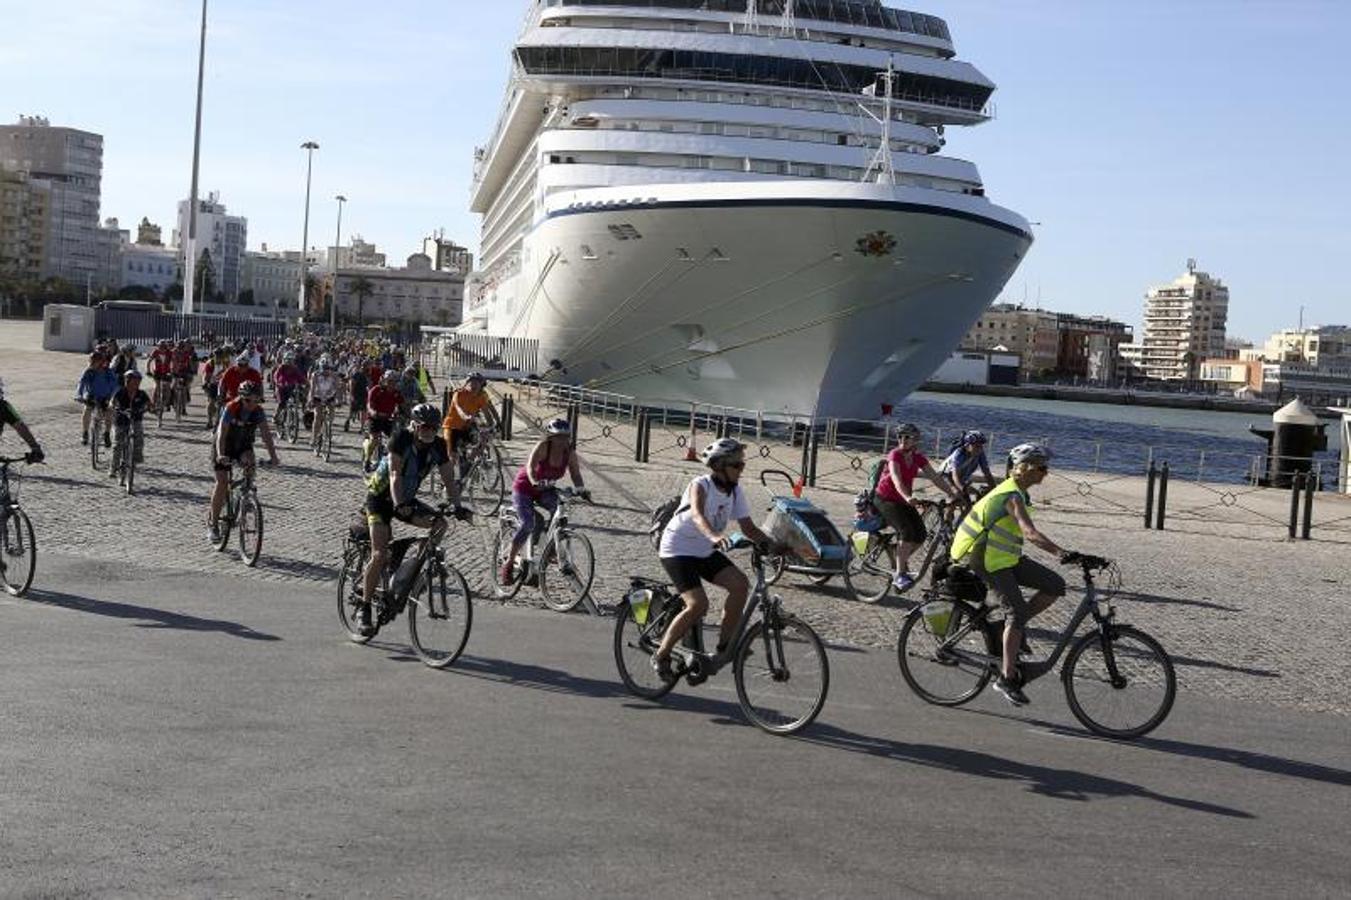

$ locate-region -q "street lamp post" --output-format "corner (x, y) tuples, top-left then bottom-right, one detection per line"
(183, 0), (209, 315)
(297, 140), (320, 319)
(331, 194), (346, 332)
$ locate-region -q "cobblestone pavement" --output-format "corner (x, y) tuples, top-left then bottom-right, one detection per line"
(4, 321), (1350, 718)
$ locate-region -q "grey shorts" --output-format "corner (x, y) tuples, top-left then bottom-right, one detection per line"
(976, 557), (1065, 628)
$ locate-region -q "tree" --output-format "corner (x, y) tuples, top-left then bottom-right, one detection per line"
(165, 281), (184, 304)
(350, 275), (375, 327)
(117, 284), (159, 303)
(196, 248), (217, 305)
(303, 273), (324, 316)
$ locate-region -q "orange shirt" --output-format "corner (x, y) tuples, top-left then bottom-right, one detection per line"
(442, 388), (490, 431)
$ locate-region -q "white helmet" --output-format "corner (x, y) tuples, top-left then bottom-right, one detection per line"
(545, 418), (572, 435)
(700, 437), (745, 467)
(1007, 442), (1053, 467)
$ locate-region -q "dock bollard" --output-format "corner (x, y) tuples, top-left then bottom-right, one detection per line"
(1155, 462), (1170, 531)
(800, 427), (812, 486)
(567, 402), (580, 448)
(634, 409), (647, 463)
(1288, 473), (1304, 540)
(1144, 461), (1157, 530)
(807, 432), (820, 488)
(1302, 470), (1315, 540)
(500, 395), (514, 441)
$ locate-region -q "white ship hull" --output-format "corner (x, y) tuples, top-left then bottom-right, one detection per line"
(469, 181), (1031, 419)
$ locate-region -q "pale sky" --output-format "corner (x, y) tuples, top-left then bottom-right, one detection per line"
(4, 0), (1348, 339)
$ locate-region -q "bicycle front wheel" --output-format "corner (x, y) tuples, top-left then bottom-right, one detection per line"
(1063, 625), (1176, 739)
(896, 599), (994, 706)
(237, 491), (264, 567)
(464, 446), (505, 517)
(734, 616), (829, 735)
(407, 558), (473, 668)
(538, 530), (594, 612)
(0, 507), (37, 597)
(124, 444), (136, 495)
(844, 538), (892, 603)
(612, 593), (679, 701)
(336, 543), (374, 644)
(89, 420), (102, 471)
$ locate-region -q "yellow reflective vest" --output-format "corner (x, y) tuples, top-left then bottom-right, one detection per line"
(949, 477), (1030, 572)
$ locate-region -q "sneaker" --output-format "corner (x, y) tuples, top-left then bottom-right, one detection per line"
(651, 653), (675, 683)
(207, 523), (221, 544)
(354, 604), (375, 637)
(499, 563), (515, 586)
(892, 572), (917, 592)
(81, 432), (89, 446)
(993, 674), (1030, 707)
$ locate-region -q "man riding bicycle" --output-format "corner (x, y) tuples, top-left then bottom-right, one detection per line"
(111, 370), (151, 467)
(0, 377), (45, 463)
(441, 372), (500, 509)
(363, 370), (403, 471)
(650, 438), (776, 683)
(308, 355), (342, 449)
(357, 403), (464, 636)
(76, 351), (118, 448)
(271, 353), (305, 418)
(208, 381), (279, 544)
(949, 442), (1080, 707)
(148, 340), (175, 412)
(172, 339), (196, 405)
(218, 353), (264, 407)
(940, 430), (997, 504)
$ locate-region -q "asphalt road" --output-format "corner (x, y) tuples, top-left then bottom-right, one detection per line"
(1, 553), (1347, 898)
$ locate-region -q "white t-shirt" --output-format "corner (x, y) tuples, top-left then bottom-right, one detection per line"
(659, 475), (751, 559)
(311, 371), (341, 402)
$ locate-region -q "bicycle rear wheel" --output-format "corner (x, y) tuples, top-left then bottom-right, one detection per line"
(323, 413), (333, 462)
(464, 446), (505, 517)
(123, 439), (136, 496)
(734, 615), (829, 734)
(0, 507), (37, 597)
(237, 491), (264, 567)
(612, 592), (680, 700)
(538, 530), (594, 612)
(336, 542), (375, 644)
(89, 419), (102, 471)
(490, 520), (525, 601)
(896, 599), (994, 706)
(407, 558), (473, 668)
(844, 537), (892, 603)
(1063, 625), (1176, 739)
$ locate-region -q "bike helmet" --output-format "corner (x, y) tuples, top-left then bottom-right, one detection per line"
(123, 369), (143, 385)
(403, 366), (417, 378)
(1007, 442), (1052, 467)
(545, 418), (572, 436)
(701, 437), (745, 466)
(895, 422), (922, 439)
(961, 430), (987, 447)
(381, 370), (399, 385)
(410, 403), (442, 427)
(237, 381), (263, 399)
(465, 371), (486, 384)
(235, 352), (251, 366)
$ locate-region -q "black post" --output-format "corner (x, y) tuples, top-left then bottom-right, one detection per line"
(1144, 461), (1157, 530)
(1156, 462), (1170, 531)
(1288, 472), (1303, 540)
(500, 395), (514, 441)
(567, 402), (580, 448)
(634, 409), (647, 462)
(1302, 471), (1315, 540)
(807, 432), (820, 488)
(800, 425), (812, 485)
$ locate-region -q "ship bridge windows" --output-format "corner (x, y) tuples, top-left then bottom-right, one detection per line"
(542, 1), (951, 42)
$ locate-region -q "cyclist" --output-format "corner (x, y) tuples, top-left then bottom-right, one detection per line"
(442, 372), (500, 506)
(147, 340), (175, 413)
(940, 430), (997, 505)
(357, 403), (462, 636)
(0, 377), (45, 462)
(499, 418), (589, 586)
(650, 437), (775, 682)
(949, 442), (1074, 707)
(218, 352), (264, 406)
(76, 351), (118, 447)
(111, 344), (139, 379)
(396, 366), (425, 414)
(363, 370), (403, 471)
(271, 353), (305, 419)
(110, 369), (150, 468)
(308, 356), (342, 450)
(873, 423), (959, 592)
(208, 381), (279, 544)
(344, 356), (369, 433)
(172, 339), (196, 406)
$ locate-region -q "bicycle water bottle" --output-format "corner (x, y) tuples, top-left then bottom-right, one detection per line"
(626, 587), (654, 625)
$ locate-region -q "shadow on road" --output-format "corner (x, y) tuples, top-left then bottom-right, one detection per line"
(438, 654), (631, 698)
(1171, 653), (1279, 679)
(791, 721), (1254, 818)
(26, 588), (280, 642)
(1117, 590), (1240, 613)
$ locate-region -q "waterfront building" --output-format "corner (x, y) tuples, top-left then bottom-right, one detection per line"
(1261, 362), (1351, 405)
(242, 247), (305, 313)
(0, 166), (51, 285)
(136, 217), (163, 247)
(960, 304), (1059, 377)
(1138, 260), (1229, 382)
(930, 348), (1020, 386)
(1055, 313), (1131, 381)
(121, 242), (179, 296)
(1259, 325), (1351, 369)
(332, 253), (464, 327)
(173, 192), (247, 302)
(1199, 357), (1263, 397)
(463, 0), (1033, 417)
(94, 217), (129, 294)
(0, 116), (105, 289)
(328, 236), (385, 270)
(423, 235), (474, 276)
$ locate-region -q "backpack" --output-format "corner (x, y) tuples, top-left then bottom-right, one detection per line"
(864, 456), (888, 504)
(647, 493), (688, 551)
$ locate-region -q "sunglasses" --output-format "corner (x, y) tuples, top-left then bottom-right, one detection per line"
(1033, 464), (1049, 473)
(723, 460), (746, 470)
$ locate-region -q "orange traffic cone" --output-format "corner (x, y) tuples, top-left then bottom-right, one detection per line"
(684, 445), (699, 462)
(792, 477), (804, 498)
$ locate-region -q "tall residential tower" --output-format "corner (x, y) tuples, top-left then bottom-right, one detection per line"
(1138, 260), (1229, 381)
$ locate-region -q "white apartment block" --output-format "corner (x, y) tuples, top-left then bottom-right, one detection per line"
(1138, 260), (1229, 381)
(174, 191), (247, 301)
(242, 248), (304, 311)
(332, 253), (464, 327)
(1259, 325), (1351, 368)
(122, 242), (180, 295)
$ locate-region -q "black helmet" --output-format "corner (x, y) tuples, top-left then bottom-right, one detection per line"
(410, 403), (442, 427)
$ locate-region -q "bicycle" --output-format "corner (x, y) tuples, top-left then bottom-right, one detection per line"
(171, 375), (189, 424)
(896, 555), (1176, 739)
(109, 413), (140, 495)
(311, 399), (336, 461)
(491, 486), (597, 613)
(613, 541), (830, 735)
(433, 422), (505, 516)
(87, 403), (108, 472)
(336, 506), (473, 668)
(0, 454), (38, 597)
(279, 387), (304, 445)
(846, 499), (957, 603)
(212, 463), (267, 566)
(153, 378), (169, 428)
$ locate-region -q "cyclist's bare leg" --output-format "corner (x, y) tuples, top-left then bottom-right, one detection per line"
(655, 586), (709, 662)
(80, 403), (93, 437)
(363, 520), (392, 603)
(208, 467), (230, 526)
(710, 564), (750, 653)
(895, 539), (921, 576)
(1001, 590), (1058, 679)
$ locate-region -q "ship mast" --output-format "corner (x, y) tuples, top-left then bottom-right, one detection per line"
(861, 59), (897, 185)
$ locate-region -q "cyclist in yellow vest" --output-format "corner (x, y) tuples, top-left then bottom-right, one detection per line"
(949, 442), (1075, 706)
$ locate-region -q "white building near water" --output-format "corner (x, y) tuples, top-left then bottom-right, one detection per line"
(332, 253), (464, 326)
(1138, 260), (1229, 381)
(174, 191), (247, 302)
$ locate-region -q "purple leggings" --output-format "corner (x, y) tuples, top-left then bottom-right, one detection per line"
(512, 488), (558, 547)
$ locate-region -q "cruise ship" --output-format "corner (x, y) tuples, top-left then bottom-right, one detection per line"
(463, 0), (1033, 419)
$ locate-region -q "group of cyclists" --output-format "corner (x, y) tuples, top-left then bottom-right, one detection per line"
(9, 332), (1092, 711)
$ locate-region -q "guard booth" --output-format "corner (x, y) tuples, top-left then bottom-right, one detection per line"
(1249, 397), (1328, 488)
(41, 304), (97, 352)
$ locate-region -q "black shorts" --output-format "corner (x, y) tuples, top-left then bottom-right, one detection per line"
(660, 552), (735, 594)
(875, 498), (927, 544)
(213, 448), (254, 473)
(368, 416), (394, 437)
(974, 557), (1066, 628)
(152, 373), (171, 382)
(446, 426), (473, 455)
(365, 493), (436, 527)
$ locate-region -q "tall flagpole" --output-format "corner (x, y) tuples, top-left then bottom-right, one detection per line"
(183, 0), (208, 314)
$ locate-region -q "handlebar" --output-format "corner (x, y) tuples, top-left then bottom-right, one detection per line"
(1061, 551), (1112, 572)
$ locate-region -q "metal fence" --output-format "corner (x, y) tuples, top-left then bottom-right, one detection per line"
(426, 333), (540, 378)
(94, 308), (288, 349)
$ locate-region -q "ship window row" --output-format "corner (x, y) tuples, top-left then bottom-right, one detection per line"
(517, 45), (990, 112)
(540, 1), (951, 40)
(544, 149), (982, 193)
(586, 83), (929, 124)
(578, 116), (928, 152)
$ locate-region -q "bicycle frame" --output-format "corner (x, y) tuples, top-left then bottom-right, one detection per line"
(666, 547), (774, 678)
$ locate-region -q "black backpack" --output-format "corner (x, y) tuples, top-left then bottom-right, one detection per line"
(647, 493), (688, 551)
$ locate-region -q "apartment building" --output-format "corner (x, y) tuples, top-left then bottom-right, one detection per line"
(1138, 260), (1229, 381)
(332, 253), (464, 327)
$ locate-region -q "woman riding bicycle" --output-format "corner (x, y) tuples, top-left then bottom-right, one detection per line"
(940, 430), (997, 504)
(650, 437), (777, 682)
(499, 418), (590, 586)
(873, 423), (959, 592)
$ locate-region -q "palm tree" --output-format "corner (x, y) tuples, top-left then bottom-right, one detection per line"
(303, 273), (323, 316)
(350, 275), (375, 327)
